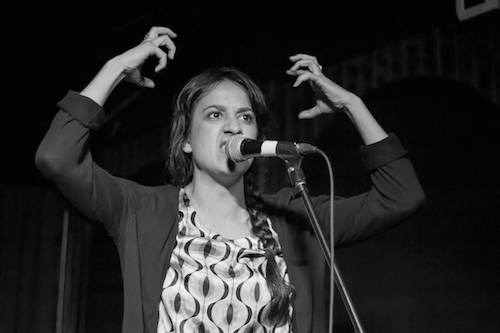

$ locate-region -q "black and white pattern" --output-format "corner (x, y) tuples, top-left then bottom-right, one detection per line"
(157, 189), (292, 332)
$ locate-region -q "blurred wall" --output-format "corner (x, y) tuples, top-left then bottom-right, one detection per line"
(1, 13), (499, 333)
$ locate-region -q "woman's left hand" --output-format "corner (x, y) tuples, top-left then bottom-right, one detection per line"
(286, 54), (356, 119)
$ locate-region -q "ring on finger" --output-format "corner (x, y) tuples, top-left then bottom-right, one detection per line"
(144, 33), (152, 41)
(318, 64), (323, 71)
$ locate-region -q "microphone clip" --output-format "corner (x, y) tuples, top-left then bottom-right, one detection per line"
(284, 156), (307, 193)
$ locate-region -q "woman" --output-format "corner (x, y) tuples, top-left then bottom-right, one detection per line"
(36, 26), (425, 332)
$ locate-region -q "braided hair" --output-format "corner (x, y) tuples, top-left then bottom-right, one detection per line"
(166, 66), (294, 325)
(245, 166), (295, 325)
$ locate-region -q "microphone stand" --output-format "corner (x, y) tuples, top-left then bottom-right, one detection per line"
(284, 156), (365, 333)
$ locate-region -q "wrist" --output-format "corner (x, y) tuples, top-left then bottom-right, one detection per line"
(103, 57), (128, 81)
(342, 93), (362, 111)
(340, 94), (364, 121)
(341, 94), (388, 145)
(80, 58), (127, 106)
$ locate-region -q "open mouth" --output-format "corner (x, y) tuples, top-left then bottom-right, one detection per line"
(220, 140), (236, 171)
(220, 140), (229, 153)
(227, 158), (236, 171)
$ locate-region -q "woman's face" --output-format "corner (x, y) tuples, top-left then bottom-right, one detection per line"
(183, 80), (258, 185)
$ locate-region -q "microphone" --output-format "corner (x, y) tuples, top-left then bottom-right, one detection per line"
(225, 135), (318, 162)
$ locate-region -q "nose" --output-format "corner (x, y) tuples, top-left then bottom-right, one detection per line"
(223, 115), (243, 134)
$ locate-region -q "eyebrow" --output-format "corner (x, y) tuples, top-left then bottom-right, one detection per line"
(202, 105), (254, 113)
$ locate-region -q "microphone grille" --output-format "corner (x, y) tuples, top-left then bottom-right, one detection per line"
(225, 135), (246, 162)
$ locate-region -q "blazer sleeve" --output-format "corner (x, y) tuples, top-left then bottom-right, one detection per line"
(35, 90), (149, 240)
(262, 134), (426, 247)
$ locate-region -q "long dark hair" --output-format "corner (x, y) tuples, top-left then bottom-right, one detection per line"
(166, 67), (294, 325)
(167, 67), (268, 186)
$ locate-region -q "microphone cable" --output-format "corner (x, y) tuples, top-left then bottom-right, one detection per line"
(316, 148), (335, 333)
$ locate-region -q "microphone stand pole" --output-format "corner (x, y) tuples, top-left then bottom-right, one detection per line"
(285, 157), (365, 333)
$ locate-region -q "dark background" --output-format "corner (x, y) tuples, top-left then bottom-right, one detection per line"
(1, 0), (456, 184)
(2, 1), (500, 332)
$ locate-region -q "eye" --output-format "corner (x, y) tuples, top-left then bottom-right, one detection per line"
(240, 112), (255, 123)
(208, 111), (222, 119)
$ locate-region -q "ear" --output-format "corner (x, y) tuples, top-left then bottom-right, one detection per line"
(182, 141), (192, 153)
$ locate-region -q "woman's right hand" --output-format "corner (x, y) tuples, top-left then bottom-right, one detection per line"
(114, 26), (177, 88)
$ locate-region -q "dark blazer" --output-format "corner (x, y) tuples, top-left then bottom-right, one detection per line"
(35, 91), (425, 333)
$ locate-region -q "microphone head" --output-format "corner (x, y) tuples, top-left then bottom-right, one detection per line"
(225, 135), (247, 162)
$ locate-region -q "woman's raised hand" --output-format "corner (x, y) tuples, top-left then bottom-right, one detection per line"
(286, 54), (356, 119)
(115, 26), (177, 88)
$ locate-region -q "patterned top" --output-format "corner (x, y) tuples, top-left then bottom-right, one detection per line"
(157, 189), (292, 332)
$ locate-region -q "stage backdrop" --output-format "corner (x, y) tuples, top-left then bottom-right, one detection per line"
(1, 16), (500, 333)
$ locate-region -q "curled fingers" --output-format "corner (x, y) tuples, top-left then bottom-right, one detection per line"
(149, 35), (177, 59)
(289, 54), (322, 71)
(289, 70), (314, 87)
(148, 44), (168, 72)
(144, 26), (177, 41)
(143, 26), (177, 59)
